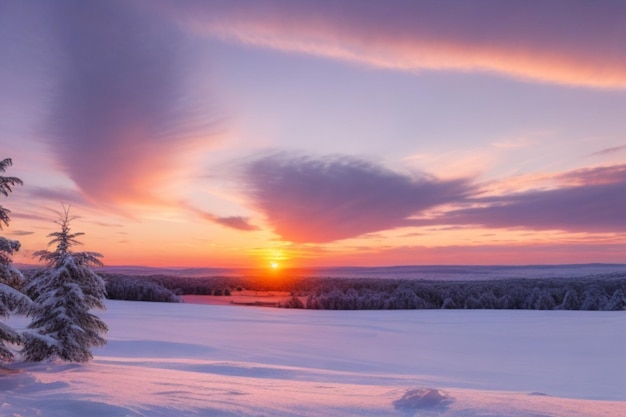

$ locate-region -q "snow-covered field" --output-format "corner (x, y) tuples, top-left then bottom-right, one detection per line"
(2, 300), (624, 416)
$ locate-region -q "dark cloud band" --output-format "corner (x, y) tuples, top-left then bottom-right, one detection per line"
(418, 165), (626, 233)
(242, 153), (472, 242)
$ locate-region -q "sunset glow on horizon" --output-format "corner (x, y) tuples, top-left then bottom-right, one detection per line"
(1, 1), (625, 268)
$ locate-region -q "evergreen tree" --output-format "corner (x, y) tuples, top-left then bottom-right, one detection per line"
(0, 238), (31, 362)
(0, 158), (24, 288)
(23, 206), (107, 362)
(0, 158), (31, 362)
(0, 158), (23, 227)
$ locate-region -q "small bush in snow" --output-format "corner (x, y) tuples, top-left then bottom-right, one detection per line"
(281, 294), (304, 309)
(393, 388), (454, 411)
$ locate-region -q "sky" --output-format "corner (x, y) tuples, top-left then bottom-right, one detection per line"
(1, 0), (625, 269)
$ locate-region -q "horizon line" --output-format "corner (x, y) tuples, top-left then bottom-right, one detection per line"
(15, 262), (626, 270)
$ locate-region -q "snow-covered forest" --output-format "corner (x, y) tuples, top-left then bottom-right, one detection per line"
(98, 272), (626, 310)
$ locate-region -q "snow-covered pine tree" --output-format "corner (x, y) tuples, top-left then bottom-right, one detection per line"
(0, 158), (31, 362)
(0, 158), (23, 227)
(23, 205), (107, 363)
(0, 238), (31, 362)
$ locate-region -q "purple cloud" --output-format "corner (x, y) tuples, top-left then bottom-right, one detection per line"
(11, 212), (51, 223)
(554, 165), (626, 186)
(422, 165), (626, 233)
(162, 0), (626, 88)
(242, 153), (472, 242)
(7, 230), (34, 237)
(25, 186), (88, 207)
(212, 216), (260, 231)
(91, 222), (124, 229)
(44, 0), (214, 206)
(189, 207), (259, 231)
(591, 145), (626, 157)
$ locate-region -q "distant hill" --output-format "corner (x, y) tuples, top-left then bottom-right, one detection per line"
(18, 262), (626, 281)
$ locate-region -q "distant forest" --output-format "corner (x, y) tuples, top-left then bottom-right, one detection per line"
(89, 272), (626, 311)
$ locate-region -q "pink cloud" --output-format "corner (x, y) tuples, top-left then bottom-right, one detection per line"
(164, 0), (626, 88)
(202, 213), (259, 232)
(554, 165), (626, 186)
(242, 153), (472, 243)
(43, 1), (216, 206)
(187, 205), (259, 231)
(591, 145), (626, 157)
(243, 155), (626, 242)
(419, 164), (626, 233)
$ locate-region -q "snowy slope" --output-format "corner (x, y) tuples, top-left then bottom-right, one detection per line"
(1, 301), (624, 416)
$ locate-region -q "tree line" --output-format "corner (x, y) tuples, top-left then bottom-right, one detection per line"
(297, 276), (626, 311)
(101, 272), (626, 311)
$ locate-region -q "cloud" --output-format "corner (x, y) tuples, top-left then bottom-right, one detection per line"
(91, 222), (125, 229)
(7, 230), (34, 237)
(553, 165), (626, 186)
(590, 144), (626, 157)
(43, 0), (215, 206)
(212, 216), (260, 231)
(11, 212), (51, 223)
(420, 165), (626, 233)
(25, 186), (88, 206)
(163, 0), (626, 88)
(241, 153), (472, 243)
(189, 206), (259, 231)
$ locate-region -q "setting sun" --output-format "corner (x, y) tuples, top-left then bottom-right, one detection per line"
(270, 262), (279, 269)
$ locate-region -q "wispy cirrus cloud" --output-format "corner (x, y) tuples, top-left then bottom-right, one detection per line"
(43, 0), (215, 207)
(6, 230), (34, 237)
(91, 222), (125, 229)
(24, 186), (88, 207)
(213, 216), (259, 231)
(241, 153), (472, 243)
(162, 0), (626, 88)
(553, 165), (626, 186)
(419, 165), (626, 233)
(11, 212), (52, 223)
(590, 144), (626, 157)
(188, 206), (259, 232)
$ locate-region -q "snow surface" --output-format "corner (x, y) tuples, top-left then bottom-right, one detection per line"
(1, 300), (625, 416)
